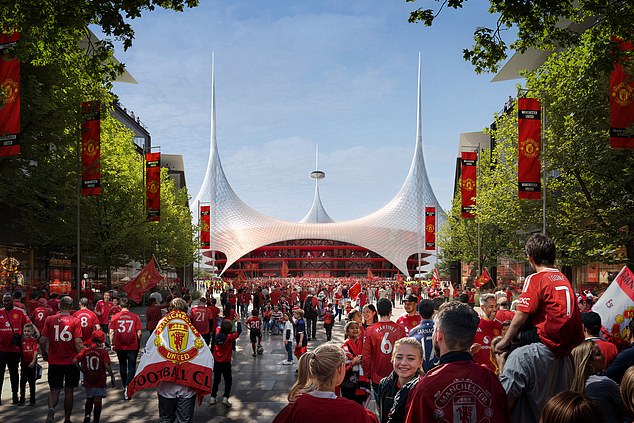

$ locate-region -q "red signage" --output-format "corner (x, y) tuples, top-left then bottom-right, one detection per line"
(81, 101), (101, 195)
(461, 151), (477, 218)
(425, 207), (436, 250)
(518, 98), (541, 199)
(200, 205), (210, 249)
(0, 32), (20, 156)
(146, 152), (161, 221)
(610, 40), (634, 149)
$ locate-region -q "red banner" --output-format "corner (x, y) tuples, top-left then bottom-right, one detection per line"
(281, 260), (289, 277)
(123, 257), (164, 303)
(200, 205), (210, 249)
(474, 268), (492, 288)
(0, 32), (20, 156)
(81, 101), (101, 195)
(518, 98), (542, 199)
(348, 282), (361, 300)
(461, 151), (477, 218)
(610, 40), (634, 149)
(425, 206), (436, 250)
(146, 152), (161, 221)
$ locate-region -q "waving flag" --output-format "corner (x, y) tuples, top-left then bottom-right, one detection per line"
(348, 282), (361, 301)
(432, 268), (440, 283)
(592, 266), (634, 344)
(127, 310), (214, 401)
(474, 268), (492, 288)
(123, 257), (163, 303)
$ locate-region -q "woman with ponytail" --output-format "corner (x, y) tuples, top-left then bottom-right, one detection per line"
(273, 343), (378, 423)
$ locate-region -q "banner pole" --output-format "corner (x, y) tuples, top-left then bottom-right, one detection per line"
(76, 115), (81, 303)
(542, 104), (547, 235)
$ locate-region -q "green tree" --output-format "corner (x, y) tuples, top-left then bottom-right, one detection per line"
(407, 0), (634, 74)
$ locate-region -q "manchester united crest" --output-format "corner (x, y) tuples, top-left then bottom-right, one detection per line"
(148, 181), (159, 194)
(1, 78), (18, 105)
(154, 312), (205, 364)
(520, 137), (540, 159)
(85, 138), (98, 156)
(463, 178), (475, 192)
(426, 223), (434, 233)
(612, 81), (633, 107)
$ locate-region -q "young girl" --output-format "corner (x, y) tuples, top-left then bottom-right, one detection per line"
(19, 323), (39, 405)
(293, 310), (307, 361)
(322, 303), (335, 341)
(282, 313), (294, 365)
(362, 304), (378, 330)
(377, 338), (423, 423)
(340, 321), (369, 405)
(273, 343), (378, 423)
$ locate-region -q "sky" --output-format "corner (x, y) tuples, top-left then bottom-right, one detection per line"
(107, 0), (520, 222)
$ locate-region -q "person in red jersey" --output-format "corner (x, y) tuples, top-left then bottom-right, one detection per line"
(495, 297), (515, 324)
(362, 298), (407, 401)
(145, 297), (166, 334)
(25, 291), (40, 315)
(32, 297), (54, 335)
(471, 293), (502, 372)
(581, 311), (618, 368)
(207, 297), (221, 338)
(396, 294), (422, 333)
(273, 343), (378, 423)
(0, 292), (31, 405)
(246, 309), (263, 357)
(75, 330), (115, 423)
(94, 292), (113, 347)
(47, 293), (61, 314)
(18, 323), (39, 405)
(188, 297), (213, 345)
(404, 302), (511, 423)
(108, 296), (142, 399)
(108, 297), (122, 321)
(210, 319), (241, 407)
(495, 233), (584, 357)
(340, 321), (369, 405)
(73, 298), (101, 346)
(40, 296), (84, 423)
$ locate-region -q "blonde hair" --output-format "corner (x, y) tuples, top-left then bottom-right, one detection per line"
(571, 340), (600, 393)
(287, 343), (345, 402)
(169, 298), (188, 312)
(621, 366), (634, 416)
(392, 337), (423, 361)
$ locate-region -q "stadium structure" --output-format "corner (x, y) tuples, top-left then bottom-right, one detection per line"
(192, 55), (444, 278)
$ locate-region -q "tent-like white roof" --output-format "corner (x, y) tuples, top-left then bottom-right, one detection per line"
(193, 55), (443, 277)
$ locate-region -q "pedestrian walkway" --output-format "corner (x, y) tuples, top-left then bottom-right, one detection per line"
(1, 301), (396, 422)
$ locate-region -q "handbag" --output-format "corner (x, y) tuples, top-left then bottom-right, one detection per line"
(35, 363), (43, 380)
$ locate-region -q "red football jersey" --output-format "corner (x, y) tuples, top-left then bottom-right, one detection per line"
(94, 300), (113, 325)
(21, 337), (39, 364)
(189, 306), (212, 335)
(42, 314), (83, 365)
(110, 310), (142, 350)
(32, 306), (53, 333)
(246, 316), (262, 331)
(517, 268), (584, 356)
(76, 347), (111, 388)
(362, 321), (407, 384)
(472, 318), (502, 372)
(405, 360), (510, 423)
(0, 307), (31, 353)
(73, 309), (100, 344)
(396, 314), (422, 333)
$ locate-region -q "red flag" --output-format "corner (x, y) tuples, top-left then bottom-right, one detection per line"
(281, 260), (289, 277)
(81, 101), (101, 195)
(474, 268), (492, 288)
(367, 268), (374, 279)
(348, 282), (361, 301)
(425, 207), (436, 250)
(461, 151), (477, 218)
(397, 272), (403, 283)
(146, 152), (161, 221)
(518, 98), (542, 199)
(200, 205), (210, 249)
(610, 40), (634, 149)
(432, 268), (440, 282)
(0, 32), (20, 157)
(123, 257), (163, 303)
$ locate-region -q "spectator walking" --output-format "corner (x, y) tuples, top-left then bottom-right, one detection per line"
(0, 292), (31, 405)
(109, 296), (142, 399)
(18, 322), (38, 405)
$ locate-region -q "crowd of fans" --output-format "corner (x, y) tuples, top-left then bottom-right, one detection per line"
(0, 233), (633, 423)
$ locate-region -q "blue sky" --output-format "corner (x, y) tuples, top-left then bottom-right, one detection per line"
(108, 0), (519, 221)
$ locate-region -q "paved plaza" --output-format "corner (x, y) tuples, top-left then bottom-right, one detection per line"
(1, 301), (405, 422)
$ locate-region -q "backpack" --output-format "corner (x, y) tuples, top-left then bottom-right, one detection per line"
(304, 297), (317, 319)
